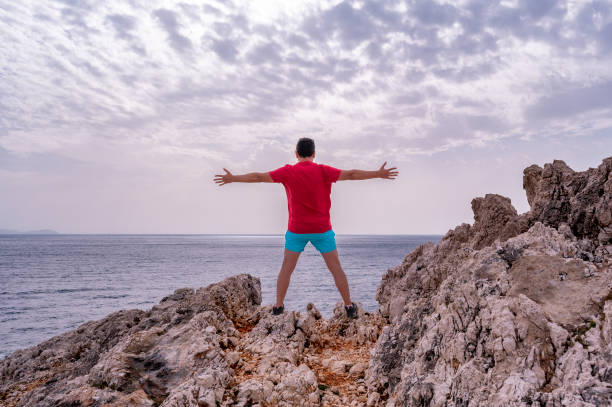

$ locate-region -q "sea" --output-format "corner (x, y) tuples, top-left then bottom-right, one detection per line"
(0, 234), (441, 360)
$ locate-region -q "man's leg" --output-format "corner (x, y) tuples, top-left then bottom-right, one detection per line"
(275, 249), (301, 308)
(320, 249), (352, 306)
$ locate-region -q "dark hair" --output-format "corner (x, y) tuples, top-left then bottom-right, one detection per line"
(296, 138), (315, 157)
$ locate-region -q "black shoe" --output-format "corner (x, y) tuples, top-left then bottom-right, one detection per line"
(345, 302), (358, 319)
(273, 305), (284, 315)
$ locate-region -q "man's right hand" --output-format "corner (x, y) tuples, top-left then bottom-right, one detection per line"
(214, 168), (233, 186)
(378, 162), (399, 179)
(214, 169), (274, 184)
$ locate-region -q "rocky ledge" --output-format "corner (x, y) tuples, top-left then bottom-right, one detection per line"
(1, 157), (611, 407)
(0, 274), (384, 407)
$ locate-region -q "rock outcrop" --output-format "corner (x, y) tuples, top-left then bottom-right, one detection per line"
(0, 274), (385, 407)
(1, 156), (610, 407)
(523, 158), (612, 245)
(370, 157), (611, 406)
(0, 275), (262, 406)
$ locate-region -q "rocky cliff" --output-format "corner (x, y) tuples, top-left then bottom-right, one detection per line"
(0, 273), (384, 407)
(371, 157), (611, 406)
(1, 157), (610, 407)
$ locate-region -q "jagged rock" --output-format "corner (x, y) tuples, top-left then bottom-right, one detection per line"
(88, 309), (234, 406)
(234, 309), (315, 405)
(306, 302), (322, 320)
(349, 362), (368, 377)
(470, 193), (524, 249)
(269, 364), (318, 406)
(0, 274), (261, 407)
(230, 302), (382, 406)
(3, 276), (345, 407)
(327, 302), (384, 345)
(235, 378), (274, 405)
(368, 219), (611, 406)
(367, 391), (381, 406)
(524, 157), (612, 244)
(367, 157), (611, 406)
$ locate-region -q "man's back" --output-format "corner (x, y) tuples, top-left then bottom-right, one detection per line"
(214, 137), (398, 318)
(270, 161), (341, 234)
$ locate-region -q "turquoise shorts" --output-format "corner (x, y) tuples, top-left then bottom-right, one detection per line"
(285, 229), (337, 253)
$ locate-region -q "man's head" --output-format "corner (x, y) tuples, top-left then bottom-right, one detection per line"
(296, 137), (315, 159)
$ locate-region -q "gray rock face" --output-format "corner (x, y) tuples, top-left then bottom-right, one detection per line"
(228, 301), (385, 406)
(470, 194), (522, 250)
(0, 275), (383, 406)
(0, 274), (261, 407)
(1, 156), (610, 407)
(369, 157), (611, 406)
(523, 157), (612, 245)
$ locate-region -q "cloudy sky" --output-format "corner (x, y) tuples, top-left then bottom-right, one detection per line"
(0, 0), (610, 234)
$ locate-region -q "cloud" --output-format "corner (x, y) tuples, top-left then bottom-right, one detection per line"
(391, 91), (424, 106)
(1, 0), (611, 234)
(106, 13), (136, 39)
(153, 8), (193, 54)
(431, 59), (499, 83)
(362, 0), (402, 26)
(521, 0), (564, 21)
(526, 80), (612, 120)
(0, 0), (611, 171)
(411, 0), (459, 26)
(246, 41), (282, 65)
(105, 11), (147, 55)
(286, 33), (311, 49)
(211, 38), (239, 62)
(303, 1), (377, 50)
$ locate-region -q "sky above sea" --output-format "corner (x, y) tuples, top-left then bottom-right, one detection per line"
(0, 0), (611, 234)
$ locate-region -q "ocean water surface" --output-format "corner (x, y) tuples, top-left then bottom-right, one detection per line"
(0, 234), (441, 359)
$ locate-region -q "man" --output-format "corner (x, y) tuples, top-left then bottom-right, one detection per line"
(213, 138), (398, 318)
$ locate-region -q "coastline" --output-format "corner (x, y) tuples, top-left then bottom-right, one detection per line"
(0, 234), (439, 360)
(1, 157), (609, 406)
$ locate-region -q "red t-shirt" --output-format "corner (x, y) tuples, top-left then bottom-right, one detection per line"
(269, 161), (342, 233)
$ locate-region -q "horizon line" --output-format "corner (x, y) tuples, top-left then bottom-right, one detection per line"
(0, 232), (446, 236)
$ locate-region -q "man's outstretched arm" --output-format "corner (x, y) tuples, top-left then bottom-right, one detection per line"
(338, 161), (399, 181)
(214, 168), (273, 186)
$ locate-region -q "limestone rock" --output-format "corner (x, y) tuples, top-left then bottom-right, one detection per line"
(228, 302), (382, 406)
(367, 157), (612, 406)
(470, 193), (522, 249)
(0, 274), (260, 407)
(524, 157), (612, 244)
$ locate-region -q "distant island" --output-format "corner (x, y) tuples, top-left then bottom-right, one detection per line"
(0, 229), (59, 234)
